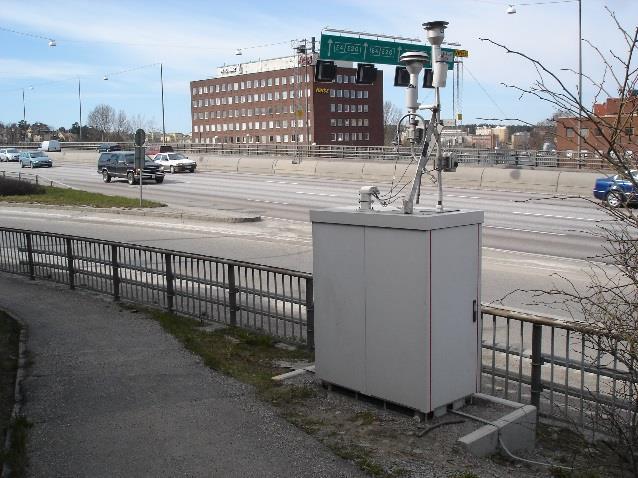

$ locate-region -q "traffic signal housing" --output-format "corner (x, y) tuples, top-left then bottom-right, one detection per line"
(393, 66), (411, 87)
(314, 60), (336, 82)
(356, 63), (377, 84)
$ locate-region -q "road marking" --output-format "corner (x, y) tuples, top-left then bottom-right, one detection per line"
(295, 191), (338, 197)
(263, 216), (309, 224)
(266, 180), (298, 185)
(245, 198), (289, 205)
(446, 194), (481, 199)
(512, 211), (600, 222)
(485, 225), (566, 236)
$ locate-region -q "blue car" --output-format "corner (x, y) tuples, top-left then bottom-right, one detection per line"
(593, 170), (638, 207)
(19, 151), (53, 169)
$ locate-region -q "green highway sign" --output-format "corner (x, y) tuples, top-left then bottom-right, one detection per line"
(319, 34), (455, 70)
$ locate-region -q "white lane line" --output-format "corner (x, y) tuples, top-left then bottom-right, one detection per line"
(485, 225), (566, 236)
(512, 211), (599, 222)
(295, 191), (338, 197)
(445, 194), (482, 199)
(266, 180), (298, 185)
(245, 199), (289, 205)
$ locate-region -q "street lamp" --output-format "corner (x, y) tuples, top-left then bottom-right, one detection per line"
(78, 79), (82, 141)
(21, 86), (33, 123)
(507, 0), (582, 161)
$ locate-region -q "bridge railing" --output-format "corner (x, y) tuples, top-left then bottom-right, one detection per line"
(0, 226), (630, 431)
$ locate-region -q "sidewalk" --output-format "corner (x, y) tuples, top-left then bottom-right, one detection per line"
(0, 274), (365, 478)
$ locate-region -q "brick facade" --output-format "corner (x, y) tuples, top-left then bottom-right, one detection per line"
(190, 56), (383, 146)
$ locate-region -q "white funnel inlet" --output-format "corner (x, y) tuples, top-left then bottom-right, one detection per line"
(423, 21), (449, 88)
(400, 51), (429, 110)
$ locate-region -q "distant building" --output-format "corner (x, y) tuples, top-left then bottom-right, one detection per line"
(556, 95), (638, 153)
(511, 131), (530, 149)
(190, 54), (384, 146)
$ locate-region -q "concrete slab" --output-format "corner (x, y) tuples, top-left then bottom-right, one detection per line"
(458, 394), (536, 457)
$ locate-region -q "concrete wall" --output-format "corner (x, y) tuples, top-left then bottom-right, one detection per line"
(45, 151), (600, 196)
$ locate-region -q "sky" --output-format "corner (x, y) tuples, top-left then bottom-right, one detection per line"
(0, 0), (636, 134)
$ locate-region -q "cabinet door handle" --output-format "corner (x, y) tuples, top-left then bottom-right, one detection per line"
(473, 299), (478, 323)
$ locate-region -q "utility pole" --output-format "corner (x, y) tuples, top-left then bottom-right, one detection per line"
(577, 0), (582, 167)
(78, 79), (82, 142)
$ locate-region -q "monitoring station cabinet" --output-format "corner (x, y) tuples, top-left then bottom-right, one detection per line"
(311, 208), (483, 413)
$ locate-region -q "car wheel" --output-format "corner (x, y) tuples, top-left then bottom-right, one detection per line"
(127, 172), (136, 185)
(170, 165), (175, 174)
(606, 190), (624, 208)
(102, 170), (111, 183)
(155, 177), (164, 184)
(189, 168), (195, 173)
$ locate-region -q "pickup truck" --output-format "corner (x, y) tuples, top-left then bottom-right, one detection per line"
(593, 170), (638, 207)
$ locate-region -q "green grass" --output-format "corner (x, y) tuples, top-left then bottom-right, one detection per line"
(0, 311), (25, 476)
(0, 185), (164, 208)
(0, 176), (165, 208)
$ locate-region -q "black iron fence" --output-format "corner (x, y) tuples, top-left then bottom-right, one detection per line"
(0, 228), (313, 347)
(0, 226), (632, 430)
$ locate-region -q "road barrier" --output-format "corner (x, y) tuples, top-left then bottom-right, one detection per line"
(0, 226), (630, 431)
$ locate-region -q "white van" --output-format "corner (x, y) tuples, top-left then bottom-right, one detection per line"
(41, 140), (61, 152)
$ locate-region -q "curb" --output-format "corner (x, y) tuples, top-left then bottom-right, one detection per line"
(0, 202), (262, 224)
(1, 309), (29, 478)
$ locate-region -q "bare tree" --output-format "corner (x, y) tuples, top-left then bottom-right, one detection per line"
(113, 110), (131, 140)
(383, 101), (402, 145)
(484, 7), (638, 474)
(87, 104), (116, 141)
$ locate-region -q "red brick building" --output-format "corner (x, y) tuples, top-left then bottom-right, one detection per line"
(556, 95), (638, 153)
(190, 55), (384, 146)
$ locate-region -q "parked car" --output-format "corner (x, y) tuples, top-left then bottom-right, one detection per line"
(41, 140), (61, 152)
(0, 148), (20, 162)
(19, 151), (52, 168)
(153, 152), (197, 173)
(593, 170), (638, 207)
(97, 151), (164, 185)
(145, 144), (174, 157)
(97, 143), (122, 152)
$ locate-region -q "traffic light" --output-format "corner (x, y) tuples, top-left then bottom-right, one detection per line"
(422, 69), (434, 89)
(393, 66), (410, 87)
(356, 63), (377, 84)
(314, 60), (336, 82)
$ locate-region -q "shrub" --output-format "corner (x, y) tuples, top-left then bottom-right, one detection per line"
(0, 177), (45, 196)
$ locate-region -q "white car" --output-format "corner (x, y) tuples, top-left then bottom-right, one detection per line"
(0, 148), (20, 162)
(153, 152), (197, 173)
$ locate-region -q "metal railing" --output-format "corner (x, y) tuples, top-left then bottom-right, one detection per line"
(0, 228), (313, 347)
(1, 142), (616, 170)
(0, 226), (632, 431)
(481, 306), (633, 431)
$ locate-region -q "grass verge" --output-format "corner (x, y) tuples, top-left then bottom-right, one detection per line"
(0, 310), (29, 477)
(0, 178), (164, 208)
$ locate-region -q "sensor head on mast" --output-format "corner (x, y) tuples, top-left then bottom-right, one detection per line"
(399, 51), (429, 76)
(422, 21), (448, 46)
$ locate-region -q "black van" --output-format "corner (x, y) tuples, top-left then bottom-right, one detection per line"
(97, 151), (165, 185)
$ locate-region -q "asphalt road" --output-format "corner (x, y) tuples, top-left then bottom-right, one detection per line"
(0, 161), (613, 318)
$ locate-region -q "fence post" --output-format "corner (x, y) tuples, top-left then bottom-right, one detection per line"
(111, 244), (120, 300)
(35, 175), (39, 185)
(306, 277), (314, 349)
(165, 253), (174, 313)
(25, 233), (34, 280)
(531, 323), (543, 414)
(228, 265), (237, 327)
(66, 237), (75, 290)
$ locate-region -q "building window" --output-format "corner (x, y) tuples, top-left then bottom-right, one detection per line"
(337, 90), (343, 98)
(344, 90), (350, 99)
(336, 75), (343, 83)
(282, 91), (288, 100)
(233, 82), (239, 90)
(338, 133), (344, 141)
(192, 100), (197, 107)
(363, 91), (369, 99)
(330, 119), (337, 126)
(198, 87), (203, 94)
(625, 127), (634, 136)
(337, 118), (343, 126)
(337, 104), (343, 112)
(345, 119), (350, 127)
(345, 133), (350, 141)
(331, 133), (337, 142)
(566, 127), (575, 138)
(363, 119), (369, 126)
(247, 80), (252, 88)
(351, 75), (356, 83)
(261, 79), (266, 87)
(282, 76), (287, 85)
(364, 133), (369, 140)
(268, 78), (273, 86)
(344, 104), (350, 113)
(363, 105), (369, 112)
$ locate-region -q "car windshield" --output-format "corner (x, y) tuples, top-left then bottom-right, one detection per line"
(166, 153), (186, 160)
(31, 152), (46, 157)
(6, 148), (18, 153)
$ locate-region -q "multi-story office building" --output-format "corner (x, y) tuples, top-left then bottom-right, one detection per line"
(190, 54), (383, 146)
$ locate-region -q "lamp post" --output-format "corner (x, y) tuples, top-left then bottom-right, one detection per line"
(160, 63), (166, 144)
(78, 78), (82, 142)
(508, 0), (583, 162)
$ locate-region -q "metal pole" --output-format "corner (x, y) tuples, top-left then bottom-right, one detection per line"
(161, 63), (166, 145)
(78, 79), (82, 142)
(22, 89), (25, 123)
(577, 0), (582, 167)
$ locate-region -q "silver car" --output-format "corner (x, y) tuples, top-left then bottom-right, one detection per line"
(0, 148), (20, 162)
(19, 151), (52, 168)
(153, 152), (197, 173)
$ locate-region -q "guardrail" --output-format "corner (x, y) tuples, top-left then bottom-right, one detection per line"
(0, 226), (630, 431)
(2, 142), (616, 170)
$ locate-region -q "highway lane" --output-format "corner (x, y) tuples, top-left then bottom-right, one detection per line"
(1, 161), (610, 262)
